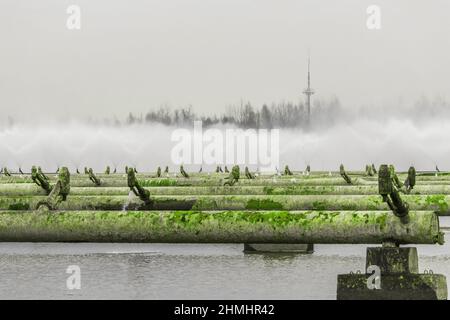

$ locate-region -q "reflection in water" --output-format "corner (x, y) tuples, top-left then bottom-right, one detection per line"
(0, 243), (448, 299)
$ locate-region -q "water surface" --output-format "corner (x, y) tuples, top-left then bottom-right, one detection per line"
(0, 239), (448, 300)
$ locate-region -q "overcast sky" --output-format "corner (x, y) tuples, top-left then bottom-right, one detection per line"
(0, 0), (449, 120)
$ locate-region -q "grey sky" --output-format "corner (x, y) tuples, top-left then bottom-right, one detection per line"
(1, 0), (449, 120)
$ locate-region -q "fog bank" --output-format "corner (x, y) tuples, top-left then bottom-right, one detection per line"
(0, 118), (448, 173)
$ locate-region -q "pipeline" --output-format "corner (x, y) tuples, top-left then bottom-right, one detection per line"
(0, 210), (441, 244)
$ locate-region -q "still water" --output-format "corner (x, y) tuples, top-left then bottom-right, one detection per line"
(1, 218), (450, 300)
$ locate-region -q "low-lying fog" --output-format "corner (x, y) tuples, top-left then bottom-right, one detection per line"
(1, 116), (448, 173)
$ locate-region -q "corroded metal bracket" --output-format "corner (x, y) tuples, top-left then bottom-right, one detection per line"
(36, 167), (70, 210)
(224, 165), (240, 186)
(378, 164), (409, 223)
(340, 164), (352, 185)
(284, 165), (293, 176)
(404, 166), (416, 192)
(127, 168), (153, 208)
(245, 167), (255, 179)
(180, 165), (189, 178)
(31, 165), (52, 194)
(88, 168), (101, 186)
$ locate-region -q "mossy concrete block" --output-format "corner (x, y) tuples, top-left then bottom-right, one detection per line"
(337, 273), (447, 300)
(244, 243), (314, 254)
(366, 247), (418, 274)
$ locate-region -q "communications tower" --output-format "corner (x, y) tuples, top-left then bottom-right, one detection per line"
(303, 57), (315, 122)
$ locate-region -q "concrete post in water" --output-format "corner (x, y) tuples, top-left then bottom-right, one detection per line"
(31, 166), (52, 194)
(340, 164), (352, 185)
(337, 242), (447, 300)
(88, 168), (101, 186)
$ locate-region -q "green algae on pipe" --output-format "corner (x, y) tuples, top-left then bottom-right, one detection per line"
(0, 172), (334, 180)
(6, 184), (450, 197)
(0, 185), (382, 196)
(0, 210), (441, 244)
(261, 185), (450, 196)
(0, 177), (377, 187)
(3, 176), (450, 187)
(1, 194), (450, 214)
(2, 171), (450, 179)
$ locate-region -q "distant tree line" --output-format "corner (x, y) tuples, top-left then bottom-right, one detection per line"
(4, 95), (450, 129)
(123, 98), (342, 129)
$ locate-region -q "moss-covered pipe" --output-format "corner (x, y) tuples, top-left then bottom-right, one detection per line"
(261, 185), (450, 196)
(0, 173), (365, 181)
(1, 194), (450, 214)
(3, 176), (450, 188)
(0, 210), (441, 244)
(5, 184), (450, 196)
(0, 172), (327, 179)
(3, 171), (450, 178)
(0, 177), (377, 187)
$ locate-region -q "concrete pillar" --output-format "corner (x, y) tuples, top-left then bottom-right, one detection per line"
(337, 245), (447, 300)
